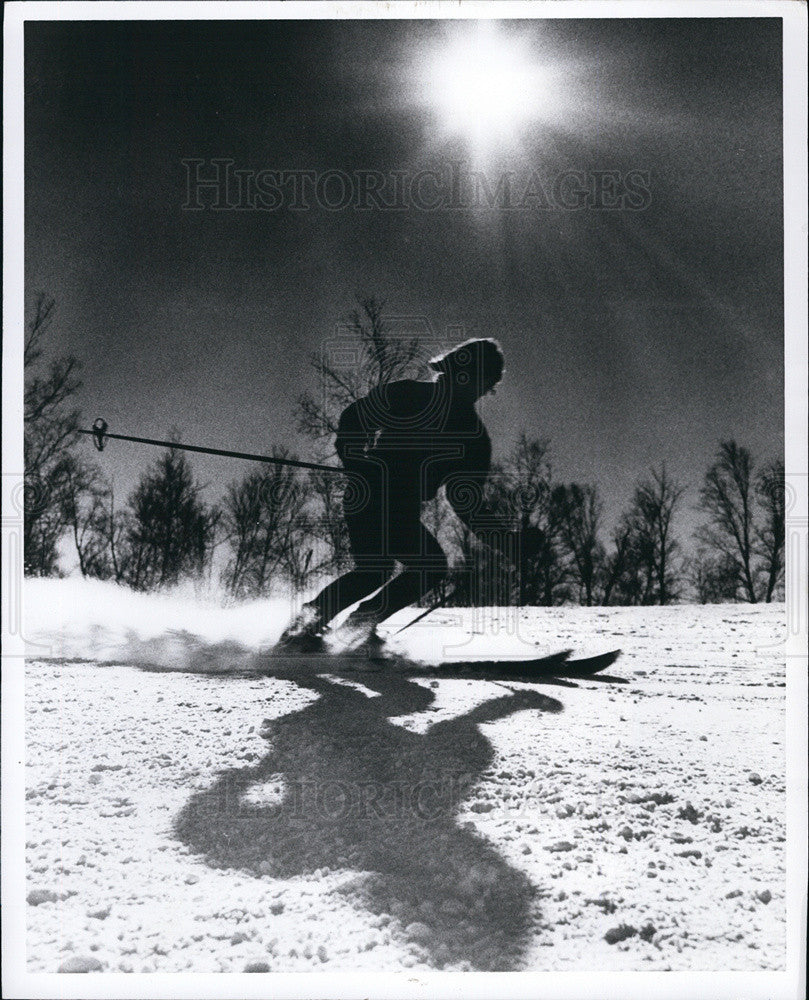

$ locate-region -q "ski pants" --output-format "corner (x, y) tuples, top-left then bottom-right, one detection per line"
(310, 469), (448, 625)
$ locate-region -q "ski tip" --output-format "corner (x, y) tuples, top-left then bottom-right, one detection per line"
(559, 648), (622, 676)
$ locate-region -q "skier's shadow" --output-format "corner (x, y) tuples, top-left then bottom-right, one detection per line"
(174, 670), (563, 971)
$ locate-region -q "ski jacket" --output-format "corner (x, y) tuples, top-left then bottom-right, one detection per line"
(335, 378), (492, 522)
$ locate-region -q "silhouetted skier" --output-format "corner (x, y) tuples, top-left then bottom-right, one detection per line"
(278, 338), (511, 651)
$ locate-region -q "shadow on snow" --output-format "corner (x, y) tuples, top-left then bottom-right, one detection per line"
(173, 668), (567, 971)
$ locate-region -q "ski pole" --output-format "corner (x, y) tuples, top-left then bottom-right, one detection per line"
(78, 418), (350, 476)
(394, 590), (449, 635)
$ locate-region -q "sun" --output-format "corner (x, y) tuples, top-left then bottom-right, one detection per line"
(425, 23), (546, 148)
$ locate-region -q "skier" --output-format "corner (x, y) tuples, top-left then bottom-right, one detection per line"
(277, 337), (510, 652)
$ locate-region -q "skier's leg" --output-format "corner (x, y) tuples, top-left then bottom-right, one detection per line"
(307, 565), (390, 622)
(278, 563), (392, 650)
(348, 524), (448, 623)
(310, 488), (398, 622)
(278, 484), (394, 647)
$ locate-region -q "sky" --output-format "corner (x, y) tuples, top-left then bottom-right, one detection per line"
(25, 16), (784, 538)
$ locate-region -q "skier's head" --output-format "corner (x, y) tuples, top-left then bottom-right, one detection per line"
(428, 338), (505, 399)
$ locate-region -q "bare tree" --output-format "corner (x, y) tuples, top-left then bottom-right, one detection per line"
(24, 295), (91, 575)
(600, 519), (634, 606)
(305, 468), (352, 577)
(445, 478), (515, 607)
(755, 458), (786, 603)
(553, 483), (605, 606)
(698, 441), (759, 602)
(59, 456), (112, 579)
(604, 513), (656, 605)
(688, 549), (741, 604)
(633, 466), (685, 605)
(297, 296), (422, 445)
(534, 493), (570, 606)
(221, 458), (311, 598)
(24, 296), (80, 436)
(124, 449), (219, 591)
(480, 436), (568, 606)
(607, 467), (684, 605)
(99, 483), (132, 584)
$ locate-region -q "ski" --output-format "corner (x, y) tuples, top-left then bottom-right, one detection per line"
(419, 648), (621, 680)
(264, 644), (621, 682)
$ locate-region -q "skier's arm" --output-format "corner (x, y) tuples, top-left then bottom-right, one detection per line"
(445, 435), (499, 530)
(445, 437), (522, 558)
(336, 385), (396, 466)
(335, 397), (375, 466)
(447, 481), (522, 563)
(335, 382), (423, 466)
(446, 474), (499, 530)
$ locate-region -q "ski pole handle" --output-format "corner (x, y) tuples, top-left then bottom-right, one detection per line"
(91, 418), (108, 450)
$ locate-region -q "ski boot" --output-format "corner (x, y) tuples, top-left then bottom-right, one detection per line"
(274, 604), (327, 655)
(328, 610), (388, 663)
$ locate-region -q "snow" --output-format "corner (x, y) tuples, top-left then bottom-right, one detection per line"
(21, 578), (788, 973)
(23, 577), (292, 670)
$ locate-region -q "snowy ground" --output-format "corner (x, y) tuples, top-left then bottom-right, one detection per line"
(22, 580), (787, 973)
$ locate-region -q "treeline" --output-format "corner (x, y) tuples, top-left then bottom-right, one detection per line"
(24, 296), (785, 605)
(435, 435), (784, 607)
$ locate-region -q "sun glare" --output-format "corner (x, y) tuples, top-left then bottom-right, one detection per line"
(427, 24), (546, 147)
